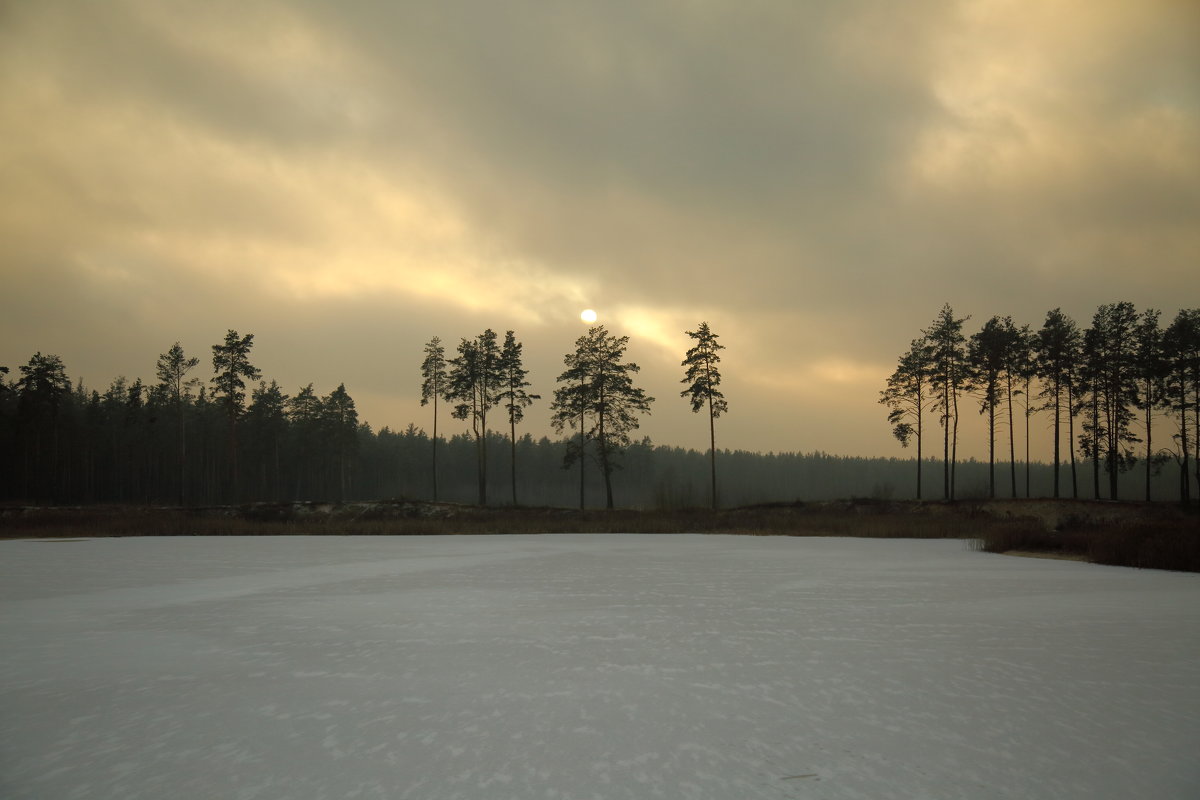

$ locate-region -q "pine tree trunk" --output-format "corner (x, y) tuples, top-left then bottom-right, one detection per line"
(511, 418), (518, 506)
(950, 379), (960, 501)
(1007, 374), (1017, 498)
(1024, 381), (1031, 498)
(1092, 394), (1101, 500)
(1179, 377), (1190, 504)
(1068, 381), (1079, 498)
(431, 396), (439, 502)
(1144, 388), (1152, 502)
(1052, 376), (1061, 499)
(578, 376), (586, 511)
(943, 383), (950, 500)
(988, 385), (995, 499)
(915, 380), (923, 501)
(708, 393), (717, 510)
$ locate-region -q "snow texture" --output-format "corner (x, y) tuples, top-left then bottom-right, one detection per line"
(2, 534), (1198, 799)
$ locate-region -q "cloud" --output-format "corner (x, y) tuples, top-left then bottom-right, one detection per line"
(1, 0), (1197, 460)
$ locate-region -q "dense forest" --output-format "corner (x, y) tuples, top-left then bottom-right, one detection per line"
(3, 301), (1198, 509)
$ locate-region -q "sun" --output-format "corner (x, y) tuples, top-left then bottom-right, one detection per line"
(580, 308), (598, 323)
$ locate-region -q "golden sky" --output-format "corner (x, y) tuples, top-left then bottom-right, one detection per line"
(2, 0), (1198, 459)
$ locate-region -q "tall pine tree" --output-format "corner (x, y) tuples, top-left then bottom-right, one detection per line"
(681, 322), (728, 509)
(419, 337), (447, 501)
(498, 330), (539, 506)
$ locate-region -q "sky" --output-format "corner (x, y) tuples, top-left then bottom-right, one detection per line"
(2, 0), (1198, 460)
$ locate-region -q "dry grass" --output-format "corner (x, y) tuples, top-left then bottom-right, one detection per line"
(972, 516), (1200, 572)
(4, 499), (1197, 572)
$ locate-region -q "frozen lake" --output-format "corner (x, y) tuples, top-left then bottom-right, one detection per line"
(2, 534), (1198, 799)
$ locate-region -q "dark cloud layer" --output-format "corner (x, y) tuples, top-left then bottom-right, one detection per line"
(2, 0), (1197, 457)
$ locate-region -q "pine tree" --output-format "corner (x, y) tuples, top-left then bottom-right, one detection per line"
(447, 330), (503, 505)
(245, 381), (288, 501)
(324, 384), (358, 502)
(288, 384), (323, 498)
(419, 337), (447, 501)
(680, 322), (728, 509)
(880, 337), (932, 499)
(551, 326), (654, 509)
(1095, 303), (1141, 499)
(924, 305), (972, 500)
(16, 353), (71, 501)
(210, 330), (261, 501)
(1013, 324), (1036, 498)
(1133, 310), (1166, 501)
(498, 331), (539, 506)
(1163, 309), (1200, 504)
(969, 317), (1022, 499)
(155, 342), (200, 506)
(1035, 309), (1082, 498)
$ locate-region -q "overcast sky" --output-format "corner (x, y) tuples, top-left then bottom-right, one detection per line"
(3, 0), (1198, 460)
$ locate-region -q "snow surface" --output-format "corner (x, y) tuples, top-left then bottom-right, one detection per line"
(2, 534), (1198, 800)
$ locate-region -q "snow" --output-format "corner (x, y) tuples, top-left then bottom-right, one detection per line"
(2, 534), (1198, 799)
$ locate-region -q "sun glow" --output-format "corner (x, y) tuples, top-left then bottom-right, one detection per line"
(580, 308), (598, 323)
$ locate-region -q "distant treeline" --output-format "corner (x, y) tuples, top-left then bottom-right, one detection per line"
(0, 349), (1188, 508)
(3, 311), (1196, 508)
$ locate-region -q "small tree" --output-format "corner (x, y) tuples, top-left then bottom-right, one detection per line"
(497, 331), (539, 506)
(550, 326), (654, 509)
(419, 337), (447, 501)
(680, 322), (728, 509)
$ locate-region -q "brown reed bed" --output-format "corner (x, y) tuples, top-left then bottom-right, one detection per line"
(3, 498), (1196, 572)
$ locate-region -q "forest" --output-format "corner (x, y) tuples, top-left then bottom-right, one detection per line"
(2, 301), (1198, 510)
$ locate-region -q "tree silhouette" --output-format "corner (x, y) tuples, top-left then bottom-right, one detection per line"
(551, 326), (654, 509)
(245, 380), (288, 501)
(880, 337), (932, 499)
(419, 336), (447, 501)
(1133, 309), (1166, 501)
(155, 342), (200, 506)
(680, 322), (728, 509)
(1163, 309), (1200, 503)
(16, 353), (71, 501)
(1035, 309), (1082, 499)
(498, 331), (539, 506)
(924, 305), (972, 500)
(1079, 304), (1140, 500)
(1013, 324), (1036, 498)
(210, 330), (261, 501)
(969, 317), (1022, 498)
(448, 330), (503, 505)
(325, 384), (358, 502)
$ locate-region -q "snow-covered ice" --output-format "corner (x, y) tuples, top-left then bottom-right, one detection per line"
(2, 534), (1198, 799)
